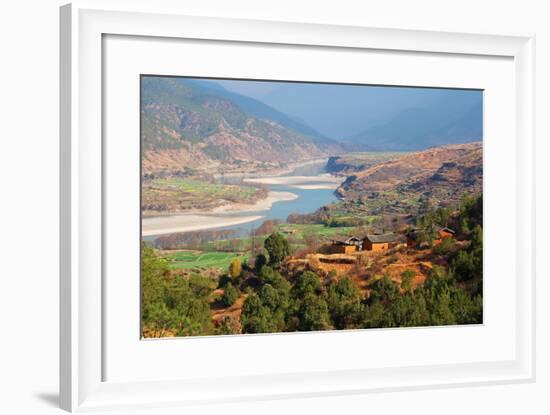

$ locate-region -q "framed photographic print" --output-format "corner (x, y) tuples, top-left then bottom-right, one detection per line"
(60, 1), (535, 412)
(140, 75), (484, 339)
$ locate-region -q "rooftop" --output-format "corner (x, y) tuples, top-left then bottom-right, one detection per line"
(364, 233), (401, 243)
(331, 236), (362, 245)
(406, 225), (455, 240)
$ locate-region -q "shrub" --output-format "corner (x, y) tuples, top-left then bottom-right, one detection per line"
(400, 270), (415, 293)
(228, 258), (242, 278)
(254, 253), (267, 271)
(221, 283), (239, 307)
(432, 236), (456, 256)
(258, 266), (284, 286)
(295, 293), (331, 331)
(291, 271), (322, 298)
(240, 293), (275, 333)
(141, 243), (213, 337)
(264, 232), (290, 266)
(326, 277), (365, 329)
(216, 316), (242, 335)
(218, 274), (231, 288)
(367, 275), (398, 305)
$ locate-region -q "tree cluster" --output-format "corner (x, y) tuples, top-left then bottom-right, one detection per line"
(141, 242), (214, 337)
(363, 268), (482, 328)
(238, 263), (482, 334)
(142, 200), (483, 337)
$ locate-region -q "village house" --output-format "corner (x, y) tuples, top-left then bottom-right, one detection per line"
(406, 225), (455, 247)
(328, 236), (363, 254)
(363, 233), (405, 251)
(328, 232), (407, 253)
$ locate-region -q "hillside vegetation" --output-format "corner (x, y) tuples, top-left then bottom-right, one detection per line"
(139, 78), (484, 338)
(325, 152), (405, 174)
(333, 143), (482, 216)
(141, 194), (483, 337)
(141, 77), (342, 176)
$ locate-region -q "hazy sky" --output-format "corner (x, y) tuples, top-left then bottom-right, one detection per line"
(212, 79), (279, 100)
(200, 78), (482, 140)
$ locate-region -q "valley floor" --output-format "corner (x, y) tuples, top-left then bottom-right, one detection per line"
(142, 173), (341, 236)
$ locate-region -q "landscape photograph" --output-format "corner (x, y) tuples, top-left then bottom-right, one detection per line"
(141, 76), (483, 338)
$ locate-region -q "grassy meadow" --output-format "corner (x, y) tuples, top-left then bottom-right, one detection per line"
(164, 251), (250, 271)
(142, 177), (267, 215)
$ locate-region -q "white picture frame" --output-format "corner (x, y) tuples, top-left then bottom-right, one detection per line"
(60, 1), (536, 412)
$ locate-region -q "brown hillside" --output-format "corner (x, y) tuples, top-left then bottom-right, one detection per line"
(337, 143), (482, 199)
(141, 77), (342, 176)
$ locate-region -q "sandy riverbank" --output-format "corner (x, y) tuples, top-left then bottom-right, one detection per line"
(142, 214), (265, 236)
(142, 174), (343, 236)
(142, 190), (300, 236)
(212, 190), (298, 213)
(292, 183), (340, 190)
(243, 174), (342, 187)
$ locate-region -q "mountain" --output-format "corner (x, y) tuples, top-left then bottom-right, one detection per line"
(141, 77), (341, 175)
(207, 79), (279, 101)
(185, 79), (330, 142)
(343, 90), (482, 151)
(260, 83), (469, 139)
(337, 143), (482, 210)
(248, 82), (482, 151)
(325, 152), (403, 174)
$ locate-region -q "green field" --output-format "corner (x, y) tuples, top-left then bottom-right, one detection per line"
(164, 251), (249, 271)
(208, 224), (359, 248)
(276, 223), (357, 239)
(160, 224), (365, 271)
(152, 178), (260, 201)
(143, 177), (266, 213)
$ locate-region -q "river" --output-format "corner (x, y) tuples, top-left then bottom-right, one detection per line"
(211, 183), (338, 234)
(142, 164), (342, 243)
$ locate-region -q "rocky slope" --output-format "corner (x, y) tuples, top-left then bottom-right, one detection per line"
(141, 77), (342, 176)
(337, 142), (482, 209)
(325, 152), (404, 175)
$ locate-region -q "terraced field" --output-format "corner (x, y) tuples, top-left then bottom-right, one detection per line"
(163, 250), (249, 271)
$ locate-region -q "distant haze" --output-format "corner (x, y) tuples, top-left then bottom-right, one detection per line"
(213, 80), (279, 101)
(154, 78), (482, 152)
(201, 78), (482, 151)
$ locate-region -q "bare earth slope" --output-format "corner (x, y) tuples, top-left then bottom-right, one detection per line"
(337, 142), (482, 209)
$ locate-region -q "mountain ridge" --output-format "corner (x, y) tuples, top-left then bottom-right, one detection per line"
(232, 81), (482, 151)
(343, 101), (482, 151)
(184, 79), (330, 143)
(141, 77), (342, 176)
